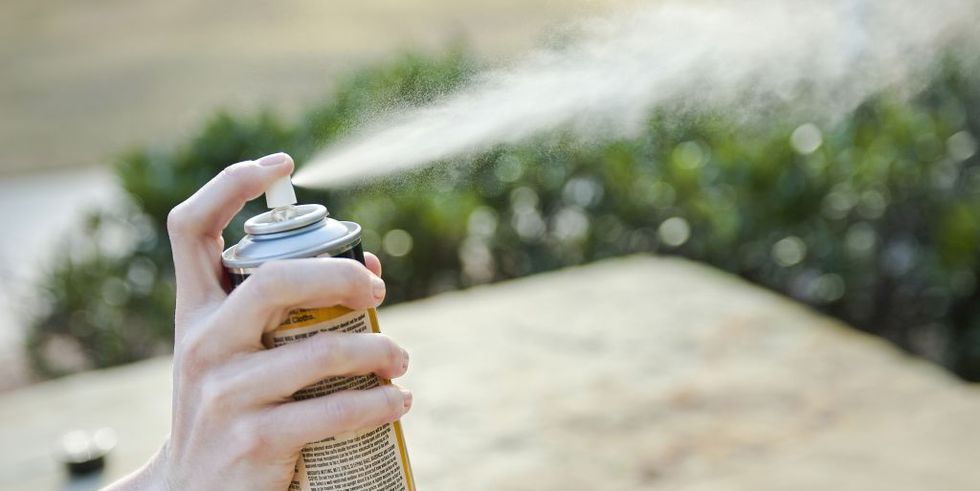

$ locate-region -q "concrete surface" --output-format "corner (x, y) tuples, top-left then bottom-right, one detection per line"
(1, 256), (979, 490)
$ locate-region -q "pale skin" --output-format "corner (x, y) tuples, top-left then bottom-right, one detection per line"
(105, 152), (412, 491)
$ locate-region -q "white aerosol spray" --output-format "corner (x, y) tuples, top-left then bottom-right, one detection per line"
(294, 0), (979, 189)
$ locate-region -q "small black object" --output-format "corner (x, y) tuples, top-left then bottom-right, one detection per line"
(59, 428), (116, 477)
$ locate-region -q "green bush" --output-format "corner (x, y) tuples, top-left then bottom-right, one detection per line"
(27, 49), (980, 380)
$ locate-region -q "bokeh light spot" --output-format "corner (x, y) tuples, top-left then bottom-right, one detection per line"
(845, 222), (877, 256)
(813, 273), (846, 303)
(772, 236), (807, 267)
(791, 123), (823, 155)
(468, 206), (498, 238)
(383, 229), (414, 257)
(673, 141), (707, 169)
(494, 155), (524, 182)
(658, 217), (691, 247)
(947, 130), (977, 162)
(552, 207), (590, 242)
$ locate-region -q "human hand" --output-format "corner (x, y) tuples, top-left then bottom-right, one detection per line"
(105, 153), (412, 491)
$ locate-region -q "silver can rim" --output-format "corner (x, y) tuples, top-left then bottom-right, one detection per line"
(244, 204), (328, 235)
(221, 220), (362, 269)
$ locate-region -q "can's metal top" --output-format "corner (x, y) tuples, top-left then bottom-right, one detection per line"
(222, 204), (362, 269)
(244, 203), (326, 235)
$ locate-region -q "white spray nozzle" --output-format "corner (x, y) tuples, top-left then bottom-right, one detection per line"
(265, 175), (297, 209)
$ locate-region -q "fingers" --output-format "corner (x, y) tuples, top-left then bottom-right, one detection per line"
(240, 331), (408, 401)
(214, 258), (386, 348)
(268, 385), (412, 449)
(364, 252), (382, 277)
(168, 153), (294, 313)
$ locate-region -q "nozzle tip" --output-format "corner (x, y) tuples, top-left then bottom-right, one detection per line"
(266, 175), (297, 209)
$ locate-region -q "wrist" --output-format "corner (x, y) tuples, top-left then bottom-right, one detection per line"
(102, 441), (171, 491)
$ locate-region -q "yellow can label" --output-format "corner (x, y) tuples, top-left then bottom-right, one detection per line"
(265, 307), (416, 491)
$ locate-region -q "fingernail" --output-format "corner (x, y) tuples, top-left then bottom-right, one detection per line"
(399, 388), (413, 411)
(257, 152), (289, 167)
(371, 276), (386, 303)
(400, 349), (410, 372)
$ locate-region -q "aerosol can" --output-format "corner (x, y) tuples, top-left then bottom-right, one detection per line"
(222, 174), (415, 491)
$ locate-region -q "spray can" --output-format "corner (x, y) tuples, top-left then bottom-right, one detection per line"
(222, 174), (415, 491)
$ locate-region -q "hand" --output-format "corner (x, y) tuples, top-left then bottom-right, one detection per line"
(105, 153), (412, 491)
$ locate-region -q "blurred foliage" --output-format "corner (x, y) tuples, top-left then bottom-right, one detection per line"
(27, 48), (980, 381)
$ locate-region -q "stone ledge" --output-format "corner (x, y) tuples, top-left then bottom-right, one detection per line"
(1, 255), (977, 490)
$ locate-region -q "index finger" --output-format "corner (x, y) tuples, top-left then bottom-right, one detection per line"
(167, 153), (294, 316)
(211, 257), (386, 351)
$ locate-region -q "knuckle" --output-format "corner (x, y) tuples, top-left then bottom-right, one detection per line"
(174, 352), (204, 383)
(251, 261), (293, 304)
(166, 202), (195, 237)
(323, 394), (357, 426)
(335, 260), (371, 303)
(166, 161), (261, 239)
(378, 335), (403, 370)
(231, 416), (273, 461)
(218, 161), (251, 182)
(175, 331), (210, 379)
(337, 258), (367, 284)
(376, 387), (405, 425)
(384, 387), (404, 413)
(218, 161), (264, 197)
(199, 371), (238, 414)
(309, 333), (345, 370)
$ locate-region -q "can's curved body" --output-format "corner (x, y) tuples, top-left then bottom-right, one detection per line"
(222, 203), (415, 491)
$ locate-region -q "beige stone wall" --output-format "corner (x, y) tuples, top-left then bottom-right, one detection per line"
(0, 0), (623, 175)
(1, 256), (978, 490)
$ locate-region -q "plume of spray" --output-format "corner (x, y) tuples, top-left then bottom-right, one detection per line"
(293, 0), (980, 188)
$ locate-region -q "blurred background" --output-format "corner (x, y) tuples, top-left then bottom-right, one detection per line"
(2, 0), (980, 489)
(0, 0), (622, 389)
